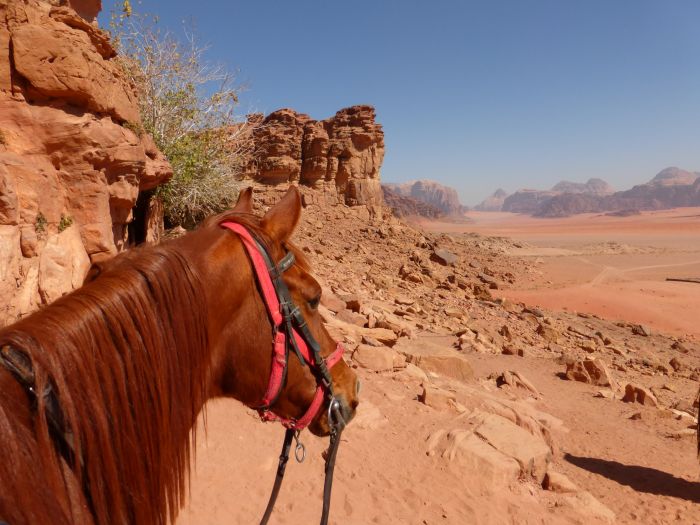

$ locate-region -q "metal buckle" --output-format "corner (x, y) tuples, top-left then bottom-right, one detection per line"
(327, 397), (346, 435)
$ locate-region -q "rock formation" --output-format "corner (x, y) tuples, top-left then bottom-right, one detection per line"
(247, 105), (384, 208)
(550, 178), (614, 196)
(381, 186), (444, 219)
(536, 168), (700, 217)
(0, 0), (171, 326)
(383, 180), (466, 217)
(474, 188), (509, 211)
(502, 178), (613, 214)
(502, 189), (559, 214)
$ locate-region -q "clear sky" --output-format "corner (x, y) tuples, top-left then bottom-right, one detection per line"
(101, 1), (700, 206)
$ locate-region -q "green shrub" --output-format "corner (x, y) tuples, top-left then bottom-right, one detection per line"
(35, 212), (47, 234)
(58, 214), (73, 233)
(109, 4), (258, 228)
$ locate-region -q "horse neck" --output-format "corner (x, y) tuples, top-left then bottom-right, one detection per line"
(0, 241), (216, 525)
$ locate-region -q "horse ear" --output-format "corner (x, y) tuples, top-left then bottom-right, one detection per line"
(261, 186), (302, 243)
(232, 187), (254, 213)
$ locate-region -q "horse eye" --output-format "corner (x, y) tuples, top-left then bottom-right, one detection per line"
(307, 295), (321, 309)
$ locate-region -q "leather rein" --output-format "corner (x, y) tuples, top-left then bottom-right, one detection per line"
(221, 222), (348, 525)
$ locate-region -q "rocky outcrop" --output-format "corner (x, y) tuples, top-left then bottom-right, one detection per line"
(381, 186), (443, 219)
(383, 180), (466, 217)
(248, 105), (384, 208)
(474, 188), (509, 211)
(0, 0), (171, 326)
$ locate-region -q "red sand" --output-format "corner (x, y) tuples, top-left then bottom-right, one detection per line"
(419, 208), (700, 339)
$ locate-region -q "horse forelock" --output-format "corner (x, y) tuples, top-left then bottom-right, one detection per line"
(0, 241), (210, 525)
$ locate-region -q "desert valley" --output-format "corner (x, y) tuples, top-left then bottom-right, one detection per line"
(0, 1), (698, 525)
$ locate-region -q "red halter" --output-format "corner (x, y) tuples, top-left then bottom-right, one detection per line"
(221, 222), (345, 430)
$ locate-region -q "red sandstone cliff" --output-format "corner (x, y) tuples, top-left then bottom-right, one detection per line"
(0, 0), (171, 326)
(248, 105), (384, 208)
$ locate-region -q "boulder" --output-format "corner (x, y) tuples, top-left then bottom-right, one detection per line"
(431, 248), (458, 266)
(352, 344), (395, 372)
(565, 358), (617, 388)
(418, 384), (457, 411)
(543, 470), (578, 493)
(631, 324), (652, 337)
(474, 413), (552, 482)
(395, 338), (474, 382)
(622, 384), (659, 407)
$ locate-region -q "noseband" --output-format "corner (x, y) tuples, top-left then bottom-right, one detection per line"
(221, 222), (348, 525)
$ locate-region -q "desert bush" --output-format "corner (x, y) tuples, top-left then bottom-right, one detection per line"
(110, 3), (258, 227)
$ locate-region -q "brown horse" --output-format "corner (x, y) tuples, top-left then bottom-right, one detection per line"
(0, 187), (359, 525)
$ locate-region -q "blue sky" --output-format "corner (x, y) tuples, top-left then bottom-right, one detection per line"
(101, 1), (700, 205)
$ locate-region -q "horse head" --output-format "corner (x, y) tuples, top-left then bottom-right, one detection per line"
(193, 186), (359, 436)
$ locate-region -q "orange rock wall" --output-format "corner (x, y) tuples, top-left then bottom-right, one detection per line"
(0, 0), (171, 326)
(249, 105), (384, 208)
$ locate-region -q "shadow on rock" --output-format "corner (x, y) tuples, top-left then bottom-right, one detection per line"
(565, 453), (700, 504)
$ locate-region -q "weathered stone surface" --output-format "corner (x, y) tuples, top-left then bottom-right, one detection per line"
(248, 105), (384, 207)
(431, 248), (458, 266)
(429, 429), (521, 486)
(622, 384), (659, 407)
(0, 0), (172, 326)
(561, 491), (616, 523)
(38, 225), (90, 304)
(565, 358), (617, 388)
(474, 413), (552, 482)
(419, 384), (457, 411)
(12, 21), (138, 123)
(395, 338), (474, 382)
(543, 470), (578, 493)
(352, 344), (395, 372)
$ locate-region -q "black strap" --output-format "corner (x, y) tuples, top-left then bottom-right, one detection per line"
(259, 428), (343, 525)
(260, 428), (295, 525)
(320, 429), (342, 525)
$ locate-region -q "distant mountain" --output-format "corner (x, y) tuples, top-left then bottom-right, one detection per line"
(500, 178), (614, 214)
(381, 186), (444, 219)
(502, 189), (559, 214)
(474, 188), (509, 211)
(535, 167), (700, 217)
(550, 178), (614, 196)
(383, 180), (466, 217)
(647, 167), (699, 186)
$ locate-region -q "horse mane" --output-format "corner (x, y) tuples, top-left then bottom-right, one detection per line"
(0, 240), (210, 525)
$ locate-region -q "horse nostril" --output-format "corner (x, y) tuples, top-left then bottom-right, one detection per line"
(355, 379), (361, 396)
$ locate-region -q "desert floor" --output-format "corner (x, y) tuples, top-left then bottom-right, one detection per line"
(420, 208), (700, 339)
(178, 205), (699, 525)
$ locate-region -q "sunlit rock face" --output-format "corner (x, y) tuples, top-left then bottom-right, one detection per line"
(248, 105), (384, 208)
(0, 0), (171, 326)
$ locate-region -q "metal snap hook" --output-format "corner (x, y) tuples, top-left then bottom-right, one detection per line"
(293, 431), (306, 463)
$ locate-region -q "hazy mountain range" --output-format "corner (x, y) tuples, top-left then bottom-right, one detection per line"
(476, 167), (700, 217)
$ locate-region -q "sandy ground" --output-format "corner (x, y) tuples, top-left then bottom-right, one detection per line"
(418, 208), (700, 339)
(178, 353), (699, 525)
(175, 205), (700, 525)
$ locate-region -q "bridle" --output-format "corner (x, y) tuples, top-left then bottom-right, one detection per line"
(0, 221), (349, 525)
(221, 222), (349, 525)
